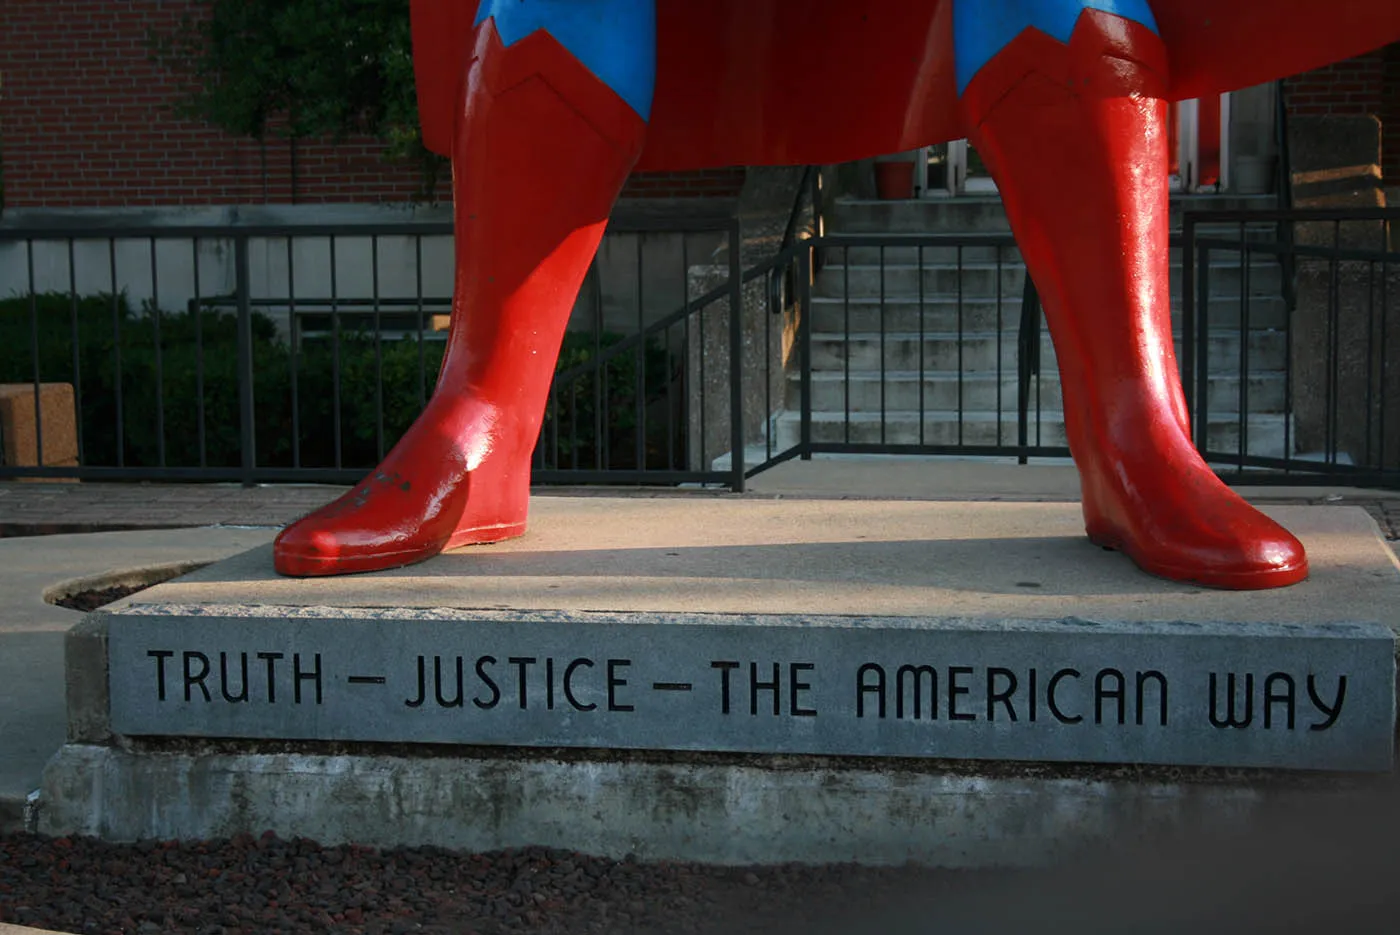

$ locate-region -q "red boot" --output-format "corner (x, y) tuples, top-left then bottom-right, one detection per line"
(274, 25), (646, 576)
(962, 11), (1307, 589)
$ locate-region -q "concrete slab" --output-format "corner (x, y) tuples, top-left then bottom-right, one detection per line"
(37, 497), (1400, 862)
(0, 527), (274, 831)
(742, 457), (1400, 506)
(137, 499), (1400, 625)
(42, 743), (1282, 867)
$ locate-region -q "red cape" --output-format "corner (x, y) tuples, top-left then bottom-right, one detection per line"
(412, 1), (1400, 171)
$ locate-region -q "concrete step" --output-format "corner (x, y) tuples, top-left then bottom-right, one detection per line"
(787, 371), (1287, 415)
(770, 410), (1291, 458)
(813, 261), (1285, 301)
(828, 239), (1284, 266)
(830, 195), (1281, 236)
(806, 330), (1288, 374)
(808, 295), (1288, 333)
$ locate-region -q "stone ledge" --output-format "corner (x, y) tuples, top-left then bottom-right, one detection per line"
(43, 743), (1359, 867)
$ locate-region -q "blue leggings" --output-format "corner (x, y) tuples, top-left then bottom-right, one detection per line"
(473, 0), (1163, 120)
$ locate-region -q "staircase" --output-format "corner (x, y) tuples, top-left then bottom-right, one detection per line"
(769, 195), (1291, 460)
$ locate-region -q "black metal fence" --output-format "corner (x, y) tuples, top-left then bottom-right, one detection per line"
(0, 215), (743, 487)
(3, 207), (1397, 491)
(1182, 208), (1400, 488)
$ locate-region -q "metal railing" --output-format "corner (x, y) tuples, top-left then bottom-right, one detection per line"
(1182, 208), (1400, 488)
(4, 207), (1396, 491)
(0, 215), (742, 486)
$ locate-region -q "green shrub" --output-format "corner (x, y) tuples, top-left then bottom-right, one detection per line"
(0, 292), (684, 473)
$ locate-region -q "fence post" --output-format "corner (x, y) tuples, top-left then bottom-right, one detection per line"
(728, 221), (745, 492)
(1194, 242), (1213, 455)
(1016, 276), (1042, 464)
(799, 244), (814, 460)
(1181, 218), (1197, 431)
(235, 234), (257, 487)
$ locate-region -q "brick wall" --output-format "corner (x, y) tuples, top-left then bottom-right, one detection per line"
(1285, 44), (1400, 181)
(0, 0), (736, 210)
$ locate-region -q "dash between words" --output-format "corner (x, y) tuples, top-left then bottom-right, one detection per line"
(144, 651), (1349, 731)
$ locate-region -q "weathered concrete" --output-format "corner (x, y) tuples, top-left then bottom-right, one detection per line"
(99, 606), (1392, 770)
(0, 527), (275, 831)
(43, 743), (1295, 867)
(118, 499), (1400, 624)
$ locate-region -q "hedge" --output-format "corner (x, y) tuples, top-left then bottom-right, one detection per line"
(0, 293), (678, 473)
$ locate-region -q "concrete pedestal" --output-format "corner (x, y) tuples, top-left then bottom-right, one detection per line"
(40, 498), (1400, 865)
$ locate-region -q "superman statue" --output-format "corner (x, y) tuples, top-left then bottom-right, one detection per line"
(272, 0), (1400, 588)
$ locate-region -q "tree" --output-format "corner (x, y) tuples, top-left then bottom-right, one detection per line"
(150, 0), (444, 198)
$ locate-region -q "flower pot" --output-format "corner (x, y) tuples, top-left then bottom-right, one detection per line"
(874, 160), (916, 199)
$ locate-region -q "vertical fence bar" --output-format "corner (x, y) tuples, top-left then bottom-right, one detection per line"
(1327, 221), (1341, 465)
(110, 240), (125, 468)
(287, 236), (301, 469)
(415, 236), (428, 409)
(594, 259), (606, 472)
(843, 252), (850, 444)
(150, 237), (166, 467)
(635, 236), (646, 472)
(330, 236), (343, 470)
(728, 222), (744, 490)
(372, 236), (385, 461)
(919, 244), (927, 446)
(879, 244), (887, 445)
(26, 241), (44, 471)
(763, 266), (773, 461)
(1194, 243), (1212, 454)
(995, 245), (1004, 447)
(192, 239), (207, 467)
(1181, 218), (1197, 428)
(1238, 243), (1250, 471)
(235, 234), (257, 486)
(956, 244), (964, 446)
(1380, 253), (1390, 474)
(1365, 258), (1376, 468)
(799, 244), (814, 459)
(67, 239), (85, 465)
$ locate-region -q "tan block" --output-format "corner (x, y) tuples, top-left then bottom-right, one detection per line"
(0, 383), (80, 473)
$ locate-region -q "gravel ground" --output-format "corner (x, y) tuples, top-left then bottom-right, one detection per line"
(0, 832), (964, 935)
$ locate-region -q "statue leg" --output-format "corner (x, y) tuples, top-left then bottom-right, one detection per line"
(954, 0), (1307, 589)
(274, 0), (655, 576)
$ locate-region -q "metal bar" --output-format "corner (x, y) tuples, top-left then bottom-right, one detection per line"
(373, 236), (385, 461)
(415, 236), (427, 410)
(1328, 221), (1341, 465)
(1194, 243), (1212, 453)
(26, 241), (43, 469)
(235, 235), (257, 485)
(1181, 216), (1197, 430)
(635, 235), (646, 472)
(728, 221), (745, 491)
(110, 240), (124, 468)
(150, 237), (166, 467)
(67, 239), (85, 465)
(919, 244), (927, 446)
(956, 244), (964, 446)
(1238, 241), (1249, 471)
(763, 265), (773, 460)
(330, 236), (343, 470)
(193, 238), (207, 468)
(799, 245), (814, 460)
(879, 244), (887, 446)
(1381, 254), (1390, 472)
(287, 236), (300, 469)
(995, 246), (1003, 447)
(595, 259), (606, 472)
(1365, 257), (1376, 467)
(843, 251), (850, 444)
